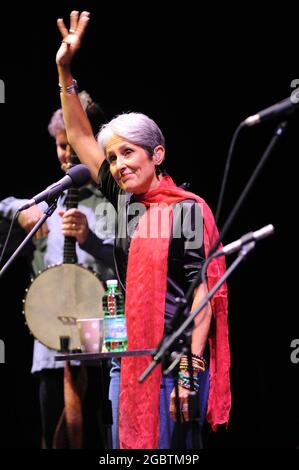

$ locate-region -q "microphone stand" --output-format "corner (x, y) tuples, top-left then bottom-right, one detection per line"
(209, 120), (287, 256)
(0, 201), (58, 279)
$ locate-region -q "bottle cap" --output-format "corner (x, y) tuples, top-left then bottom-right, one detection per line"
(106, 279), (118, 287)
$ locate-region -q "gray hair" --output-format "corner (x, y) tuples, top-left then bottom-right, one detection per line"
(97, 112), (165, 158)
(48, 109), (65, 137)
(48, 91), (106, 138)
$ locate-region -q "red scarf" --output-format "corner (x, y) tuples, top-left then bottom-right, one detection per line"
(119, 176), (231, 449)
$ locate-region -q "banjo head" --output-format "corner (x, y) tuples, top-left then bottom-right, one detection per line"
(23, 264), (105, 351)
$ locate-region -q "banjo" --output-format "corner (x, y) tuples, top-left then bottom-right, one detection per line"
(23, 170), (106, 351)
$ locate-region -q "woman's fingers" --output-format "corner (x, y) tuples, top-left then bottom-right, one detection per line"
(57, 11), (90, 40)
(169, 385), (191, 422)
(69, 10), (79, 32)
(170, 401), (189, 422)
(180, 401), (189, 422)
(57, 18), (69, 38)
(76, 11), (90, 37)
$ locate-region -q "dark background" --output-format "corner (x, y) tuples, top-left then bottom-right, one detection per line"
(0, 3), (298, 448)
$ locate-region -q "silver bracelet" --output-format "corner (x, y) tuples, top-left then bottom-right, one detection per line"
(59, 79), (78, 94)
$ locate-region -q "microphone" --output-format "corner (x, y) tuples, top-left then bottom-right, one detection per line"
(18, 164), (91, 211)
(215, 224), (274, 256)
(243, 91), (299, 127)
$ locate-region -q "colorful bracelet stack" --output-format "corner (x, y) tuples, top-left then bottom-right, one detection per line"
(177, 371), (200, 392)
(177, 353), (207, 391)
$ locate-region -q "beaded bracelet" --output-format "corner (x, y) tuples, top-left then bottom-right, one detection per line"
(177, 373), (200, 392)
(178, 371), (200, 383)
(59, 79), (78, 94)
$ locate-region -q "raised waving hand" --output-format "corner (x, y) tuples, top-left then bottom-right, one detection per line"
(56, 11), (104, 183)
(56, 10), (90, 67)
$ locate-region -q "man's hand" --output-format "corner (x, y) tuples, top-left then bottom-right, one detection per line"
(59, 208), (89, 245)
(17, 206), (48, 240)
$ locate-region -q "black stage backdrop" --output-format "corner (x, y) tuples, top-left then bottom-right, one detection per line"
(0, 2), (298, 449)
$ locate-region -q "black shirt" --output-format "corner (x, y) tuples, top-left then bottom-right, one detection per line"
(99, 160), (205, 330)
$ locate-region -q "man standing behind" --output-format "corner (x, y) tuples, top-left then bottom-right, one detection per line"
(0, 93), (115, 448)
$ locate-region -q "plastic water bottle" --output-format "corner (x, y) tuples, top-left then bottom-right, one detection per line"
(103, 279), (127, 352)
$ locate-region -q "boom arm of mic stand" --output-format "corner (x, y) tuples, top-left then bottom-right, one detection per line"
(209, 120), (287, 257)
(138, 241), (255, 383)
(0, 201), (58, 279)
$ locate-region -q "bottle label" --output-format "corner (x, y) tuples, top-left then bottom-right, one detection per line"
(104, 316), (127, 342)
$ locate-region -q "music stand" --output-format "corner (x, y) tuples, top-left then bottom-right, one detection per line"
(55, 349), (156, 362)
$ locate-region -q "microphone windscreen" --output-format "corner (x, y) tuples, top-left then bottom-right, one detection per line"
(67, 164), (91, 187)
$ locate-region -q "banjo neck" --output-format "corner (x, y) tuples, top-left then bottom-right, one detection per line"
(63, 187), (79, 264)
(63, 92), (92, 264)
(63, 154), (80, 264)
